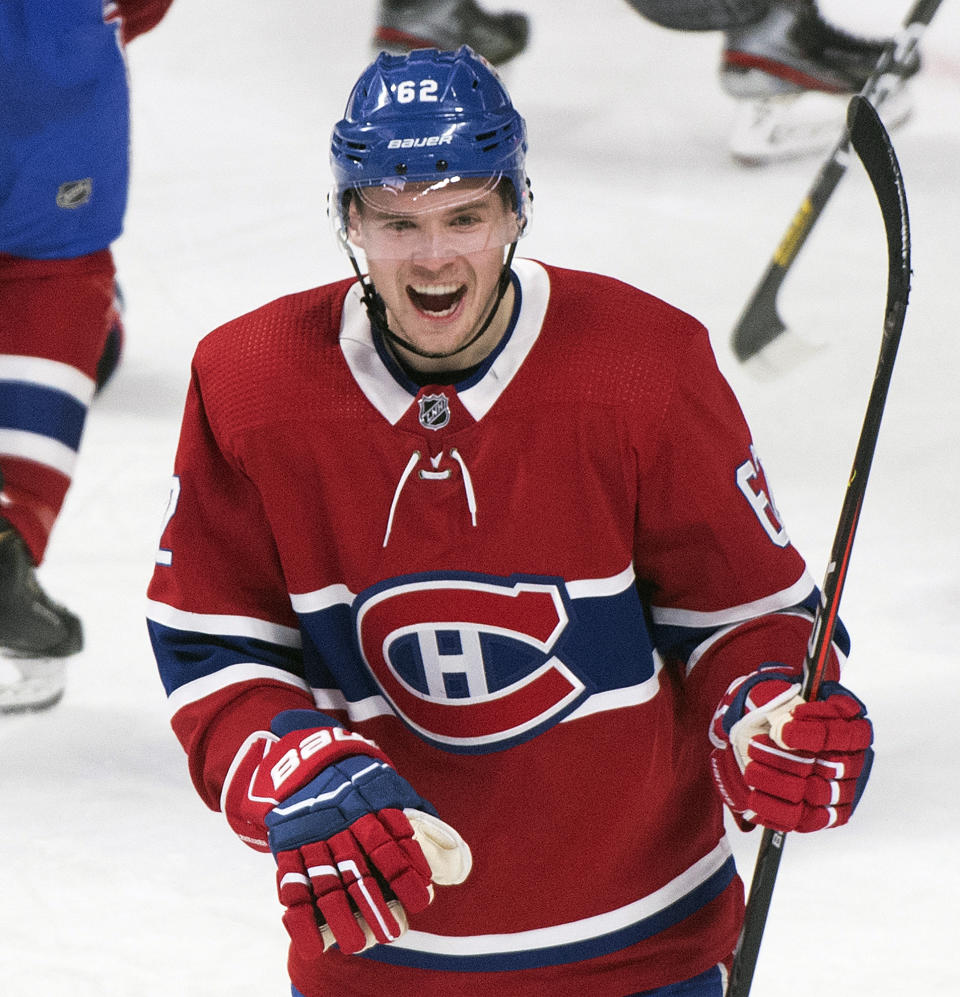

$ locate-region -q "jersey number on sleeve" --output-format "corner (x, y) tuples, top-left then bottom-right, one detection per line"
(155, 475), (181, 566)
(736, 446), (789, 548)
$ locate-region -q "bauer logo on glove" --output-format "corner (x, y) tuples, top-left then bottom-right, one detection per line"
(709, 662), (874, 833)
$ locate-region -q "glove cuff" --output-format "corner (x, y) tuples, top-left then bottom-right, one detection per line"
(222, 730), (277, 851)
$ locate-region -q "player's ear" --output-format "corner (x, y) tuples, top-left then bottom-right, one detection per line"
(346, 196), (365, 249)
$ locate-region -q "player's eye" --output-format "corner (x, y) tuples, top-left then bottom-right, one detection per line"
(383, 218), (417, 233)
(449, 212), (482, 229)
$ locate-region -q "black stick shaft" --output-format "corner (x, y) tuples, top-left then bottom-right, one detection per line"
(726, 95), (911, 997)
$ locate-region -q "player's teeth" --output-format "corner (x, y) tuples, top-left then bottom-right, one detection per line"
(411, 283), (460, 296)
(408, 283), (465, 316)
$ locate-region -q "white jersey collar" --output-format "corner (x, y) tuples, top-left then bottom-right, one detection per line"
(339, 258), (551, 426)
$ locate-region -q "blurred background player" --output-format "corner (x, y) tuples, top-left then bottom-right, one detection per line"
(0, 0), (173, 712)
(373, 1), (918, 161)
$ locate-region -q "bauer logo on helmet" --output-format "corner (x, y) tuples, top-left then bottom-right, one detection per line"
(387, 135), (454, 150)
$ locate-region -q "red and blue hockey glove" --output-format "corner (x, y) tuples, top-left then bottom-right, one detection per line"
(223, 710), (471, 956)
(709, 663), (874, 833)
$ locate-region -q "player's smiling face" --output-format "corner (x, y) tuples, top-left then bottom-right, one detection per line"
(348, 178), (519, 371)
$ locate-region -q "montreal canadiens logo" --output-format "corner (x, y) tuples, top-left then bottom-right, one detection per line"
(354, 574), (589, 752)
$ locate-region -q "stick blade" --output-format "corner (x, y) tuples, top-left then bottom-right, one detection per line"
(846, 95), (912, 321)
(730, 268), (788, 362)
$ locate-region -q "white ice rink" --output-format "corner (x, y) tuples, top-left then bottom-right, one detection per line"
(1, 1), (958, 993)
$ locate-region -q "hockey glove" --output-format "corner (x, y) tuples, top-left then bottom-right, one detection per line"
(223, 709), (471, 956)
(709, 663), (874, 833)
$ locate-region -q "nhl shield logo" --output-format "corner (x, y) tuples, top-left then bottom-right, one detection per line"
(418, 393), (450, 431)
(56, 178), (93, 209)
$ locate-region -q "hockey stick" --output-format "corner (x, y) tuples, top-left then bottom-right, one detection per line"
(726, 94), (911, 997)
(729, 0), (936, 363)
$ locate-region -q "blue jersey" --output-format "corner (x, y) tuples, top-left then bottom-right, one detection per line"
(0, 1), (129, 258)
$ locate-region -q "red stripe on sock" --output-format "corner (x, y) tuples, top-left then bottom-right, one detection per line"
(723, 50), (847, 94)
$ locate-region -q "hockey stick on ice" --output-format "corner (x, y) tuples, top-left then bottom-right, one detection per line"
(726, 94), (911, 997)
(729, 0), (936, 364)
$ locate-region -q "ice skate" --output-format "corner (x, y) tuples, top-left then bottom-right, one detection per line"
(0, 521), (82, 712)
(373, 0), (530, 66)
(95, 281), (125, 394)
(721, 1), (919, 164)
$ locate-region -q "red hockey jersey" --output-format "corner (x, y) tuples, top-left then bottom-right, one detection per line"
(147, 259), (833, 996)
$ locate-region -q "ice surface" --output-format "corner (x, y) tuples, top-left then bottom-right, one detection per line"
(2, 1), (958, 993)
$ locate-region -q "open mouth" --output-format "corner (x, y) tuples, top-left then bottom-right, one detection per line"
(407, 282), (467, 318)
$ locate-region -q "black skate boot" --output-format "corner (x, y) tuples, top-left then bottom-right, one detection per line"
(721, 1), (918, 98)
(95, 280), (125, 394)
(0, 521), (83, 712)
(374, 0), (530, 66)
(720, 2), (919, 164)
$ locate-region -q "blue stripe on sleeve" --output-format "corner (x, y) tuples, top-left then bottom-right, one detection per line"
(147, 620), (305, 697)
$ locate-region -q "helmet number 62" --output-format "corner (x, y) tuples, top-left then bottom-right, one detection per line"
(395, 79), (439, 103)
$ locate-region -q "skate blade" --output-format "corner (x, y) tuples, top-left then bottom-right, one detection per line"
(0, 656), (66, 713)
(729, 80), (913, 165)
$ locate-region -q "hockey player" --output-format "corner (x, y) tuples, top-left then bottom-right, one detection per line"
(0, 0), (173, 712)
(147, 47), (875, 996)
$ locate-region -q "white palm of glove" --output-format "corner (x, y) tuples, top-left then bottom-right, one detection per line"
(728, 684), (805, 771)
(316, 808), (472, 952)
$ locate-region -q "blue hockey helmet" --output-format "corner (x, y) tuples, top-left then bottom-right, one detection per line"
(330, 46), (530, 244)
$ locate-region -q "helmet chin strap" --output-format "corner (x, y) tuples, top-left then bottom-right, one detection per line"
(346, 243), (518, 364)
